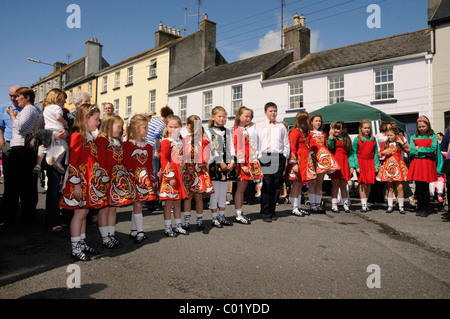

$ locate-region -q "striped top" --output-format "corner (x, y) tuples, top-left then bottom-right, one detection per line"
(146, 117), (165, 150)
(10, 105), (40, 147)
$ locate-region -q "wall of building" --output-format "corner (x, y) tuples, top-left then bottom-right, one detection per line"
(97, 50), (170, 119)
(432, 22), (450, 132)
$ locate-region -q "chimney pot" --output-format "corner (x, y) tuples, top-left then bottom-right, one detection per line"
(204, 13), (208, 20)
(177, 30), (181, 37)
(164, 25), (167, 32)
(294, 13), (300, 26)
(300, 14), (306, 27)
(159, 23), (163, 31)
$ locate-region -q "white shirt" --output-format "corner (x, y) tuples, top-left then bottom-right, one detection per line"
(256, 119), (290, 158)
(43, 104), (64, 130)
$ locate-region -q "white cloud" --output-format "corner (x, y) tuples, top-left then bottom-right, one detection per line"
(238, 29), (323, 60)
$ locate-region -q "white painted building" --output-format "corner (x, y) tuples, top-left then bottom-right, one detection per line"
(168, 15), (432, 138)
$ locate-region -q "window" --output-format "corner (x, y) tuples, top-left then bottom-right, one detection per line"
(179, 96), (187, 122)
(114, 99), (120, 114)
(203, 91), (213, 119)
(374, 67), (394, 100)
(69, 89), (73, 104)
(289, 82), (303, 109)
(232, 85), (242, 116)
(328, 75), (344, 105)
(150, 59), (157, 77)
(149, 90), (156, 113)
(115, 71), (121, 88)
(88, 82), (92, 96)
(39, 85), (44, 102)
(46, 81), (51, 94)
(127, 67), (133, 85)
(126, 96), (132, 115)
(102, 76), (108, 92)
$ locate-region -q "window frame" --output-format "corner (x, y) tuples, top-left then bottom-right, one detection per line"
(231, 85), (243, 116)
(289, 81), (304, 110)
(374, 66), (394, 101)
(328, 74), (345, 105)
(179, 96), (187, 123)
(203, 90), (213, 119)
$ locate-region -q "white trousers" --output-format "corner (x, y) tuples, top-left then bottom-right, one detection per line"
(210, 181), (229, 209)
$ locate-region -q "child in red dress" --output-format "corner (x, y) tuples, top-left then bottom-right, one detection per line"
(182, 115), (214, 231)
(350, 119), (380, 212)
(328, 121), (353, 213)
(96, 114), (133, 248)
(307, 114), (340, 213)
(407, 116), (441, 217)
(123, 114), (157, 243)
(285, 110), (316, 216)
(60, 104), (107, 261)
(159, 115), (188, 236)
(376, 127), (410, 214)
(233, 107), (262, 224)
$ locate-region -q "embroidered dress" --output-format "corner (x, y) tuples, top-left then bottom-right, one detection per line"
(182, 135), (214, 194)
(123, 139), (157, 203)
(206, 126), (237, 181)
(233, 126), (263, 181)
(350, 137), (380, 184)
(60, 132), (108, 209)
(407, 134), (440, 183)
(376, 142), (409, 182)
(285, 128), (316, 182)
(328, 136), (352, 181)
(307, 130), (340, 175)
(159, 137), (188, 200)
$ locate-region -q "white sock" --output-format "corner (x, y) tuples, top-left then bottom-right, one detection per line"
(71, 237), (81, 253)
(134, 213), (143, 233)
(332, 198), (338, 209)
(108, 226), (116, 236)
(387, 197), (394, 208)
(236, 208), (242, 217)
(316, 195), (322, 207)
(212, 212), (218, 220)
(291, 197), (298, 209)
(99, 227), (110, 243)
(309, 194), (316, 208)
(183, 212), (191, 225)
(80, 233), (86, 241)
(361, 198), (368, 208)
(398, 198), (404, 208)
(196, 213), (203, 224)
(175, 218), (182, 228)
(164, 219), (172, 231)
(298, 195), (302, 208)
(130, 213), (137, 236)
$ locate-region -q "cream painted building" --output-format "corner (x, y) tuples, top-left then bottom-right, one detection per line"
(429, 0), (450, 131)
(96, 46), (170, 119)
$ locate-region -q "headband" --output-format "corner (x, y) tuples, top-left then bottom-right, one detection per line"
(127, 112), (137, 126)
(417, 116), (429, 123)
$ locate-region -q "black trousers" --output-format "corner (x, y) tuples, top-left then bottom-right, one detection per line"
(415, 181), (430, 211)
(260, 153), (286, 218)
(0, 146), (38, 224)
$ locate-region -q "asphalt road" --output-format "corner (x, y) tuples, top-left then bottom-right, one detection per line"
(1, 181), (450, 303)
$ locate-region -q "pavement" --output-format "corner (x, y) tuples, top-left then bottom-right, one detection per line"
(1, 180), (450, 300)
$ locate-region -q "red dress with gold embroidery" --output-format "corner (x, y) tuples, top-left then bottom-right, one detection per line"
(376, 142), (409, 182)
(285, 128), (316, 182)
(96, 135), (134, 206)
(182, 135), (214, 194)
(122, 140), (157, 203)
(159, 138), (188, 200)
(307, 130), (340, 175)
(233, 126), (263, 182)
(60, 132), (108, 210)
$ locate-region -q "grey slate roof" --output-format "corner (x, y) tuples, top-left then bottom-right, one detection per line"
(267, 28), (431, 80)
(429, 0), (450, 24)
(171, 50), (292, 92)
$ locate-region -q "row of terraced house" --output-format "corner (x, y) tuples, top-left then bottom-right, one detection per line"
(31, 0), (450, 138)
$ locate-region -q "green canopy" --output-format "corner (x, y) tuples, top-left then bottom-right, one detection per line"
(284, 100), (406, 131)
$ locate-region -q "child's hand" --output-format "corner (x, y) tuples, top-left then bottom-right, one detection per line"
(227, 163), (235, 171)
(356, 168), (360, 175)
(292, 164), (299, 173)
(169, 179), (177, 187)
(219, 162), (228, 170)
(350, 168), (354, 175)
(242, 166), (250, 174)
(415, 146), (419, 151)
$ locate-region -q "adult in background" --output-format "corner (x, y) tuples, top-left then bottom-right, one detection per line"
(67, 91), (91, 129)
(104, 102), (114, 117)
(144, 106), (174, 210)
(0, 85), (21, 225)
(1, 87), (39, 225)
(33, 89), (70, 231)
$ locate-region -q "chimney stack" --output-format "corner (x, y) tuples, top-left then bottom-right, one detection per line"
(283, 14), (311, 60)
(85, 38), (103, 75)
(199, 14), (216, 70)
(53, 61), (67, 73)
(155, 23), (182, 48)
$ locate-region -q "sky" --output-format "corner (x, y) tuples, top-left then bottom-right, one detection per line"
(0, 0), (429, 101)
